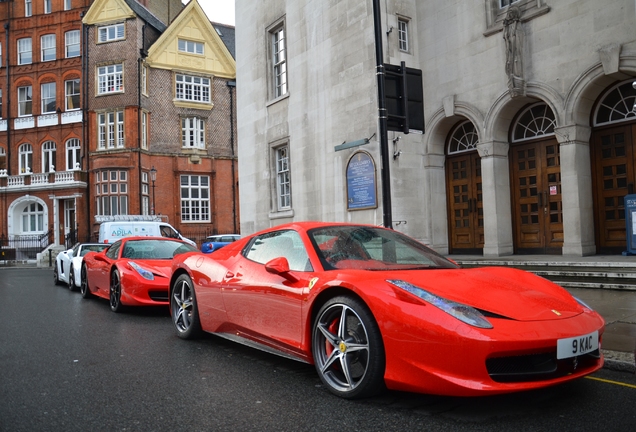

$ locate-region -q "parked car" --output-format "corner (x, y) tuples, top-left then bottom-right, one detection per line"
(200, 234), (240, 253)
(54, 243), (109, 290)
(168, 222), (605, 399)
(81, 237), (198, 312)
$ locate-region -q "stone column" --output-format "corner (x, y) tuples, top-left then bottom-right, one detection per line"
(477, 140), (514, 257)
(422, 153), (449, 254)
(555, 125), (596, 256)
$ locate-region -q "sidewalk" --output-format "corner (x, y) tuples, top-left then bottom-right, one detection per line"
(450, 254), (636, 373)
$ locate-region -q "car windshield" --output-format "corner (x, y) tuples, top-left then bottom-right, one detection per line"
(121, 239), (198, 260)
(80, 245), (109, 257)
(308, 226), (457, 271)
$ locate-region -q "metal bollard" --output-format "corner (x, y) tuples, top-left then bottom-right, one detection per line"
(49, 250), (52, 267)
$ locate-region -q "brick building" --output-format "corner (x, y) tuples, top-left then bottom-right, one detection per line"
(83, 0), (238, 243)
(0, 0), (92, 258)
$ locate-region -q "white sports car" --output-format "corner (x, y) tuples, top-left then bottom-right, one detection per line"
(54, 243), (109, 290)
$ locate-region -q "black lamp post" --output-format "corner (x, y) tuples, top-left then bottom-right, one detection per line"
(150, 166), (157, 215)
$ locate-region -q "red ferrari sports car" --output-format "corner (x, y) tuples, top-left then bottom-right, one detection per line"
(81, 237), (198, 312)
(168, 222), (604, 398)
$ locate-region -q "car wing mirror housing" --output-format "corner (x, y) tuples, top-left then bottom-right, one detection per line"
(265, 257), (299, 282)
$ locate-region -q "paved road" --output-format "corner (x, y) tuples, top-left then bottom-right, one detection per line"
(1, 267), (636, 431)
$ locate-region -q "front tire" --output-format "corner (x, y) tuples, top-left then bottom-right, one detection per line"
(170, 274), (202, 339)
(312, 296), (385, 399)
(53, 265), (63, 286)
(80, 264), (93, 299)
(110, 270), (123, 313)
(68, 268), (76, 291)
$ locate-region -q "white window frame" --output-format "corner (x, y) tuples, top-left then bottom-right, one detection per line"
(180, 175), (210, 222)
(181, 117), (205, 149)
(142, 172), (149, 215)
(66, 138), (81, 171)
(19, 143), (33, 174)
(65, 30), (80, 58)
(64, 0), (72, 11)
(0, 44), (3, 68)
(276, 145), (291, 210)
(95, 170), (128, 216)
(0, 89), (3, 119)
(175, 74), (210, 103)
(42, 141), (56, 173)
(397, 19), (409, 52)
(98, 23), (125, 43)
(41, 34), (56, 62)
(500, 0), (520, 7)
(271, 26), (287, 99)
(18, 86), (33, 117)
(18, 38), (32, 65)
(41, 82), (56, 114)
(22, 202), (45, 233)
(44, 0), (52, 14)
(178, 39), (204, 55)
(141, 111), (148, 149)
(65, 79), (80, 111)
(98, 110), (124, 149)
(25, 0), (32, 17)
(97, 64), (123, 95)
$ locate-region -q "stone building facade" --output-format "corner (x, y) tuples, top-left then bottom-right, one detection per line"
(83, 0), (238, 242)
(235, 0), (636, 256)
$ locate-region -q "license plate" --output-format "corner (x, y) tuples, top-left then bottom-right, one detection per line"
(556, 331), (599, 359)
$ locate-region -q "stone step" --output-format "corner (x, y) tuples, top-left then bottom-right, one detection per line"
(456, 260), (636, 291)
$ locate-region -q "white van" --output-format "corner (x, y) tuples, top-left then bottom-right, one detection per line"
(96, 215), (196, 247)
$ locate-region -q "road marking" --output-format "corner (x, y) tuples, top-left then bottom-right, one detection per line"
(585, 376), (636, 389)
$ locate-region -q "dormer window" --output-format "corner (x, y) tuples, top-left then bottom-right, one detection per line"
(178, 39), (204, 55)
(98, 23), (125, 43)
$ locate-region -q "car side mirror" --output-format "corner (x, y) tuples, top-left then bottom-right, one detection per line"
(265, 257), (299, 282)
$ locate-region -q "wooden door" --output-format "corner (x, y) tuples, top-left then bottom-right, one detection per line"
(447, 152), (483, 253)
(591, 125), (636, 253)
(510, 139), (563, 254)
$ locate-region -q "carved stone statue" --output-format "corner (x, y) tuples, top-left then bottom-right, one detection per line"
(503, 6), (525, 97)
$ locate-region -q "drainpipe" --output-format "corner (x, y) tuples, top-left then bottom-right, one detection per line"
(138, 24), (146, 214)
(227, 80), (237, 233)
(80, 12), (91, 239)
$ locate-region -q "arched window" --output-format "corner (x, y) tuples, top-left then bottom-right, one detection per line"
(594, 80), (636, 126)
(42, 141), (56, 173)
(66, 138), (81, 170)
(448, 121), (479, 154)
(22, 202), (44, 233)
(19, 143), (33, 174)
(511, 103), (556, 143)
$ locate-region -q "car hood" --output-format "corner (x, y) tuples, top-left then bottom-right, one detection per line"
(126, 259), (173, 279)
(380, 266), (583, 322)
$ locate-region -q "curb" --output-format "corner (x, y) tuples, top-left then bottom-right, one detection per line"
(602, 349), (636, 374)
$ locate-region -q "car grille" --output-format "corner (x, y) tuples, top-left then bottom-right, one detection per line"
(148, 290), (169, 302)
(486, 349), (601, 383)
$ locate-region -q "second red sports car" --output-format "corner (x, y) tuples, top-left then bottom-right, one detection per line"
(168, 222), (605, 398)
(81, 236), (198, 312)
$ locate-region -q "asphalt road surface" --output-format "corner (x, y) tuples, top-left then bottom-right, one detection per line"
(1, 267), (635, 432)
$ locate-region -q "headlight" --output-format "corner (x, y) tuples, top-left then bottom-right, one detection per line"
(129, 261), (154, 280)
(388, 280), (493, 329)
(573, 296), (593, 310)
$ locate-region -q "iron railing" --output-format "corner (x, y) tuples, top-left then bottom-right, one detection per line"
(0, 230), (53, 260)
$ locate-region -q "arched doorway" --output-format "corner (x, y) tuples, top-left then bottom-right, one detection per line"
(446, 120), (483, 254)
(590, 79), (636, 253)
(509, 102), (563, 254)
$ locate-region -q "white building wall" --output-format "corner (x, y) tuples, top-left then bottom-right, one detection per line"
(237, 0), (636, 255)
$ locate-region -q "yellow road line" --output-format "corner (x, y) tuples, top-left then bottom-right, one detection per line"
(585, 376), (636, 389)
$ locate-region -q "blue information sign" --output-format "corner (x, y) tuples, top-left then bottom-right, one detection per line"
(624, 194), (636, 255)
(346, 152), (377, 210)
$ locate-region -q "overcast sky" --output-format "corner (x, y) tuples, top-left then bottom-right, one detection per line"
(186, 0), (236, 26)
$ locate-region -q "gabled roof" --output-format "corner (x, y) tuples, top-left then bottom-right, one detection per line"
(212, 22), (235, 59)
(146, 0), (235, 79)
(83, 0), (166, 33)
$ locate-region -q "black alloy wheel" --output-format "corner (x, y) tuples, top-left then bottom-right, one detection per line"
(80, 264), (92, 299)
(68, 269), (75, 291)
(312, 296), (385, 399)
(170, 274), (202, 339)
(53, 265), (63, 286)
(109, 270), (123, 313)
